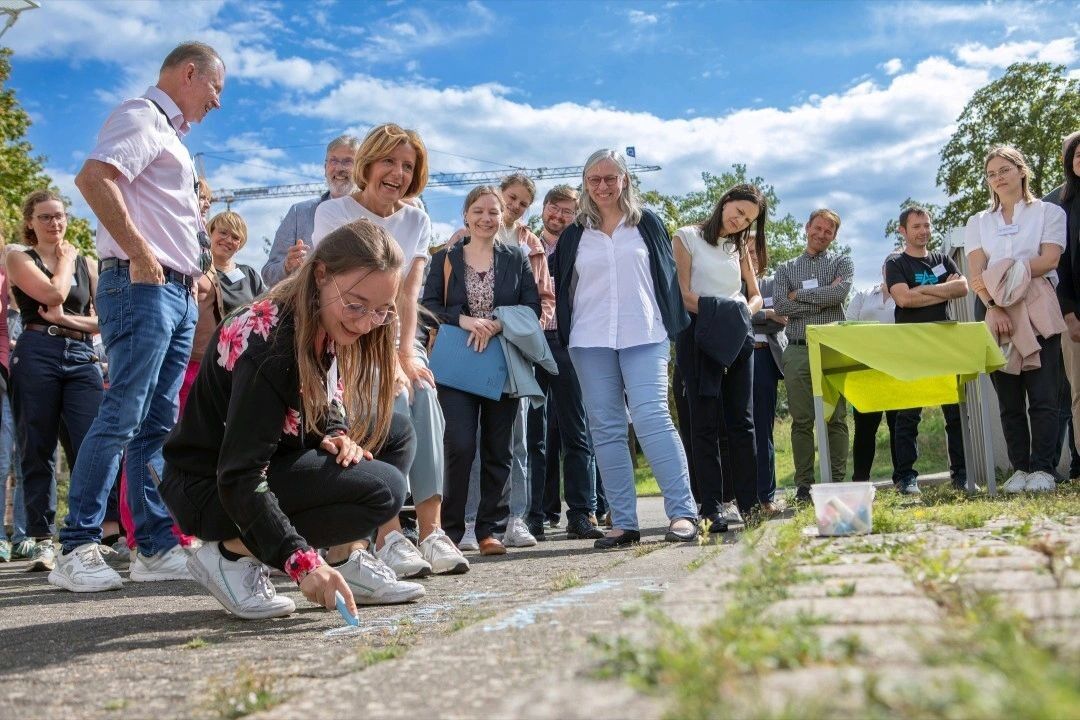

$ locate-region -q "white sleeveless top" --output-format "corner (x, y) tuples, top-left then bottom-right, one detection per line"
(674, 225), (743, 299)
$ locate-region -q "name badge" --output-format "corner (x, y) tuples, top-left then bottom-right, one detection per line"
(224, 268), (245, 283)
(997, 224), (1019, 236)
(802, 278), (819, 289)
(763, 296), (774, 308)
(932, 264), (946, 277)
(754, 333), (768, 343)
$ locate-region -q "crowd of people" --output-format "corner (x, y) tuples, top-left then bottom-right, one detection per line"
(1, 41), (1078, 622)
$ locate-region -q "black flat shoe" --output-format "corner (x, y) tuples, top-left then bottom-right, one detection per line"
(702, 514), (729, 534)
(567, 515), (604, 540)
(665, 520), (700, 543)
(593, 530), (641, 549)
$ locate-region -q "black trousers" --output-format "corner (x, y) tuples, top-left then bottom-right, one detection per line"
(542, 400), (563, 520)
(676, 325), (758, 516)
(439, 385), (516, 542)
(162, 411), (413, 565)
(1054, 361), (1080, 477)
(672, 364), (698, 504)
(991, 334), (1062, 474)
(851, 409), (898, 481)
(893, 404), (966, 484)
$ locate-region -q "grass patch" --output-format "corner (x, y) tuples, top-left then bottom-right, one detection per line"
(550, 570), (583, 591)
(354, 622), (418, 669)
(444, 606), (496, 635)
(183, 636), (209, 650)
(632, 541), (666, 558)
(103, 699), (127, 711)
(207, 664), (280, 719)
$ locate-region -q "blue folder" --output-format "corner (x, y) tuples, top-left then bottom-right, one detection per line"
(429, 324), (508, 400)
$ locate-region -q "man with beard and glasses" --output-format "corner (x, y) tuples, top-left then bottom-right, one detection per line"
(262, 135), (360, 286)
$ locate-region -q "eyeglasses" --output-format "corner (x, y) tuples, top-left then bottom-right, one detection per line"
(585, 175), (621, 188)
(985, 166), (1017, 181)
(326, 157), (355, 167)
(330, 276), (396, 325)
(545, 204), (576, 218)
(35, 213), (67, 224)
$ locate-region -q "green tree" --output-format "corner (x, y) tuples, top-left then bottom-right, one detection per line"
(0, 47), (95, 255)
(936, 62), (1080, 231)
(641, 164), (841, 271)
(883, 198), (947, 251)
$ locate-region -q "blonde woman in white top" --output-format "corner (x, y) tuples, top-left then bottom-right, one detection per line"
(673, 184), (767, 531)
(965, 145), (1068, 493)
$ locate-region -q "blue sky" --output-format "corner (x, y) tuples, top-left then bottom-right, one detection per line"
(7, 0), (1080, 286)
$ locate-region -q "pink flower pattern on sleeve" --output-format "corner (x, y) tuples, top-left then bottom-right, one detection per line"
(216, 300), (281, 372)
(282, 407), (300, 436)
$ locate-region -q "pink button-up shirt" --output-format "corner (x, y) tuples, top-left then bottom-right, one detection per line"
(87, 86), (202, 276)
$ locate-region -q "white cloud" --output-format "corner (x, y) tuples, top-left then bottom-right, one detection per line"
(628, 9), (659, 25)
(875, 1), (1025, 27)
(351, 1), (495, 61)
(955, 38), (1079, 68)
(882, 58), (903, 75)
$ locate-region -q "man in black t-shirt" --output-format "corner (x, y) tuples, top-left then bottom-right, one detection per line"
(884, 207), (970, 493)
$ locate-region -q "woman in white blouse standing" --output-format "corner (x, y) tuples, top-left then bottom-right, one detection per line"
(313, 123), (469, 577)
(551, 149), (698, 548)
(965, 145), (1068, 493)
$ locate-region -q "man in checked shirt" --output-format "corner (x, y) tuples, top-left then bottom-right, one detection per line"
(773, 209), (853, 502)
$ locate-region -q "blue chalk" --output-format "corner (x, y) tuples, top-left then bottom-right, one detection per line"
(335, 590), (359, 627)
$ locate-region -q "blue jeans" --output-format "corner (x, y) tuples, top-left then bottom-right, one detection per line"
(60, 268), (196, 554)
(11, 331), (103, 539)
(392, 342), (445, 505)
(569, 342), (696, 531)
(752, 346), (781, 503)
(465, 397), (529, 522)
(0, 394), (31, 543)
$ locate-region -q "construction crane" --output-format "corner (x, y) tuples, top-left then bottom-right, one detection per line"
(211, 163), (662, 208)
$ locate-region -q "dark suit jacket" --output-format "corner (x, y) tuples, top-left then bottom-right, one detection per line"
(421, 239), (541, 327)
(1046, 185), (1080, 316)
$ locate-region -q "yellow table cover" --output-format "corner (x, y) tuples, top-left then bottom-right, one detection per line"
(806, 322), (1006, 415)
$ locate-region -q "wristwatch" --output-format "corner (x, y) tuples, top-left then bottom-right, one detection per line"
(986, 298), (997, 308)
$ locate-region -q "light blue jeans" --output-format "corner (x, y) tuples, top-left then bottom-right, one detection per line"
(60, 267), (196, 555)
(0, 394), (30, 543)
(569, 342), (696, 531)
(465, 397), (529, 522)
(392, 342), (445, 504)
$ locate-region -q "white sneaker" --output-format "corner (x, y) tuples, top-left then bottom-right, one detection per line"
(459, 522), (479, 551)
(28, 538), (56, 572)
(338, 549), (425, 605)
(130, 544), (193, 582)
(1025, 471), (1057, 493)
(375, 531), (432, 579)
(719, 501), (744, 525)
(186, 542), (295, 620)
(503, 517), (537, 547)
(420, 528), (470, 575)
(48, 543), (123, 592)
(1002, 470), (1029, 493)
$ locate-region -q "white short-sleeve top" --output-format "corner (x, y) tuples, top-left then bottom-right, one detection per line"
(964, 200), (1067, 280)
(312, 196), (431, 276)
(674, 225), (743, 299)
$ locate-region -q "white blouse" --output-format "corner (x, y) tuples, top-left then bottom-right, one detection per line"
(312, 196), (431, 276)
(569, 217), (666, 350)
(674, 225), (743, 299)
(964, 199), (1066, 280)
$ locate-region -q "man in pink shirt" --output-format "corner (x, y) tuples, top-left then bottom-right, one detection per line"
(50, 42), (225, 593)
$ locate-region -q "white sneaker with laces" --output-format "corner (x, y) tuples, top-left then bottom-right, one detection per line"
(459, 522), (479, 551)
(28, 538), (56, 572)
(420, 528), (470, 575)
(1025, 471), (1057, 493)
(1002, 470), (1029, 494)
(719, 501), (744, 525)
(375, 531), (432, 579)
(130, 544), (193, 582)
(338, 549), (425, 605)
(48, 543), (123, 592)
(502, 517), (537, 547)
(186, 542), (295, 620)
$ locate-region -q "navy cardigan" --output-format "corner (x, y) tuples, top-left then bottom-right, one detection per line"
(551, 208), (690, 347)
(421, 239), (541, 326)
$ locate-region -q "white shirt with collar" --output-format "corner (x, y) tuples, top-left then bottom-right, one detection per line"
(569, 216), (666, 350)
(847, 285), (896, 324)
(964, 199), (1067, 283)
(87, 86), (202, 276)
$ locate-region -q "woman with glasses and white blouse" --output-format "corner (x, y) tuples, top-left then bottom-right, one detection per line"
(965, 145), (1068, 493)
(551, 149), (698, 548)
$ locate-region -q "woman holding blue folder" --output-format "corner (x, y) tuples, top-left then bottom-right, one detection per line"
(422, 186), (542, 555)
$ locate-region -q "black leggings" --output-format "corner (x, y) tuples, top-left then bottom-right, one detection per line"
(162, 412), (414, 561)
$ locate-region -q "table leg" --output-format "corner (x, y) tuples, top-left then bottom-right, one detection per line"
(813, 395), (832, 484)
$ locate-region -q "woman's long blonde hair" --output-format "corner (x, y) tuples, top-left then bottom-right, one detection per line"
(266, 219), (404, 451)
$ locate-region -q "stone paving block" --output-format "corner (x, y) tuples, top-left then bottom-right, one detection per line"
(795, 562), (907, 579)
(999, 588), (1080, 620)
(961, 570), (1060, 592)
(763, 595), (942, 624)
(960, 554), (1048, 571)
(813, 623), (940, 665)
(787, 575), (921, 599)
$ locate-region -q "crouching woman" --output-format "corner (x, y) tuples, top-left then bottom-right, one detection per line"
(161, 219), (419, 619)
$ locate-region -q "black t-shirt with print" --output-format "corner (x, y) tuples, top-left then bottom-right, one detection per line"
(884, 251), (961, 324)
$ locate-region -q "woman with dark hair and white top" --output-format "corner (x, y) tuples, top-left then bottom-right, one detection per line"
(673, 184), (767, 530)
(552, 149), (698, 548)
(313, 123), (468, 577)
(966, 145), (1067, 493)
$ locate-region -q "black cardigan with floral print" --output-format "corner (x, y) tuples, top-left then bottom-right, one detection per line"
(163, 299), (347, 568)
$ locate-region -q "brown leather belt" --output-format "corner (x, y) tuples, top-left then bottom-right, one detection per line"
(100, 257), (196, 291)
(25, 323), (93, 343)
(754, 342), (769, 349)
